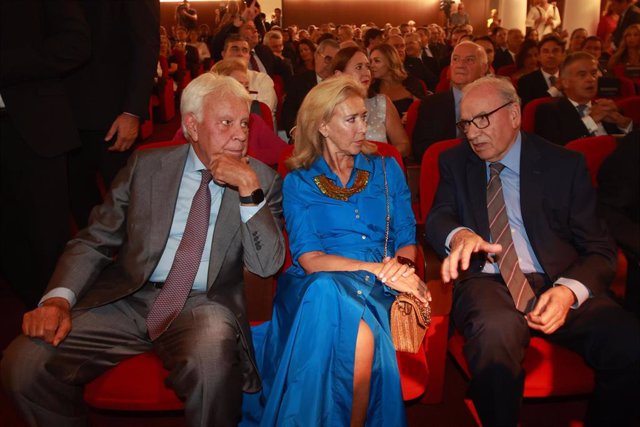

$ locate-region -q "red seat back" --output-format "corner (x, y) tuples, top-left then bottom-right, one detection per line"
(496, 64), (518, 77)
(521, 96), (554, 133)
(418, 138), (463, 222)
(257, 101), (274, 131)
(565, 135), (617, 188)
(615, 96), (640, 126)
(404, 99), (421, 141)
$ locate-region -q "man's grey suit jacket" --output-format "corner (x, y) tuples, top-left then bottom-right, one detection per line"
(47, 143), (286, 391)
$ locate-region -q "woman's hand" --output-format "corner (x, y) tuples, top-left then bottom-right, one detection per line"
(377, 257), (431, 305)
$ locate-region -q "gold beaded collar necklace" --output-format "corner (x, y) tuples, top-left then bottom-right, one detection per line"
(313, 169), (370, 201)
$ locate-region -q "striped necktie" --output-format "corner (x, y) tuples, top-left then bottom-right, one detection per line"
(487, 163), (536, 313)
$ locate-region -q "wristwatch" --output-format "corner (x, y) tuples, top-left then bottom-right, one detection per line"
(239, 188), (265, 205)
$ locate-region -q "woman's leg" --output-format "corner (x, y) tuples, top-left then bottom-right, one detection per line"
(351, 319), (374, 427)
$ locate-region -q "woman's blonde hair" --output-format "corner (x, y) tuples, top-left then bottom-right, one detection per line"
(286, 75), (377, 171)
(210, 57), (248, 75)
(608, 23), (640, 68)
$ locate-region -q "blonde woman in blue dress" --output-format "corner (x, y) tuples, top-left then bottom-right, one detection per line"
(242, 75), (430, 426)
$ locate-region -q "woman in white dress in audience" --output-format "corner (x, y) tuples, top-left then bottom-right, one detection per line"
(330, 46), (411, 157)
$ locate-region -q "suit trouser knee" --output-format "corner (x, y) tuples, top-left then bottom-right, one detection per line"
(453, 274), (530, 427)
(1, 335), (87, 427)
(155, 296), (246, 427)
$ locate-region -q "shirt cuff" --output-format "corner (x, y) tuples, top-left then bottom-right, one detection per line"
(618, 120), (633, 134)
(240, 200), (266, 223)
(553, 277), (591, 308)
(582, 116), (600, 134)
(40, 287), (77, 308)
(547, 86), (562, 97)
(445, 226), (472, 253)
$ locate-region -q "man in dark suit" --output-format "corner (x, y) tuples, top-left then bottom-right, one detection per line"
(280, 38), (339, 136)
(491, 26), (511, 70)
(536, 52), (633, 145)
(412, 41), (488, 161)
(598, 130), (640, 316)
(213, 14), (291, 83)
(0, 0), (90, 308)
(387, 34), (438, 92)
(611, 0), (640, 48)
(426, 76), (640, 427)
(1, 74), (286, 427)
(66, 0), (160, 229)
(517, 35), (564, 107)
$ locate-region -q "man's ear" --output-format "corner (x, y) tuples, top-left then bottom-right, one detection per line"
(184, 113), (199, 142)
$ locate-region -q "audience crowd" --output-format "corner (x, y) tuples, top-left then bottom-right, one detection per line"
(1, 1), (639, 426)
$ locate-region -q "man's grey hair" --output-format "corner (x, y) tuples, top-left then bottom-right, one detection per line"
(317, 38), (339, 54)
(180, 73), (251, 135)
(462, 75), (521, 107)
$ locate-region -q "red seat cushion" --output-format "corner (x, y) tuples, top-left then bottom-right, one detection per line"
(84, 352), (183, 411)
(449, 332), (594, 397)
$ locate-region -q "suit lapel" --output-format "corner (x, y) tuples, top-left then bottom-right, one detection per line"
(465, 148), (490, 240)
(207, 186), (241, 287)
(519, 133), (543, 248)
(559, 97), (590, 137)
(147, 145), (189, 278)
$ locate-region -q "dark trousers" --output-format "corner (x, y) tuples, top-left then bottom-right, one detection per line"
(452, 273), (640, 427)
(67, 130), (131, 229)
(0, 115), (70, 308)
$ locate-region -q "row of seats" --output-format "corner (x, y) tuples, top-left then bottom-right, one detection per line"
(84, 133), (620, 419)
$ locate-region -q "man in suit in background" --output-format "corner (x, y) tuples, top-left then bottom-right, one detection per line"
(412, 41), (488, 161)
(517, 34), (564, 107)
(536, 52), (632, 145)
(427, 76), (639, 427)
(414, 27), (441, 78)
(0, 0), (90, 308)
(611, 0), (640, 48)
(66, 0), (160, 229)
(280, 38), (340, 137)
(1, 74), (286, 427)
(388, 34), (438, 92)
(598, 130), (640, 317)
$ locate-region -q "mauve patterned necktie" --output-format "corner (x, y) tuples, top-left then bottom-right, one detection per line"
(146, 169), (213, 340)
(487, 163), (536, 313)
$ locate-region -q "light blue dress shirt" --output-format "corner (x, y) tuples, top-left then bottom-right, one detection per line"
(43, 146), (265, 306)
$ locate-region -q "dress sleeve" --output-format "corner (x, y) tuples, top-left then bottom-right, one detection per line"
(283, 172), (326, 264)
(386, 157), (416, 253)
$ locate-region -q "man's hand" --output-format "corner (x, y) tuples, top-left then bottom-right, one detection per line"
(105, 113), (140, 152)
(525, 285), (575, 334)
(589, 99), (618, 124)
(441, 229), (502, 283)
(207, 153), (260, 197)
(22, 297), (72, 347)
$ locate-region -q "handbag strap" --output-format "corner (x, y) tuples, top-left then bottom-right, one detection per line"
(381, 156), (390, 259)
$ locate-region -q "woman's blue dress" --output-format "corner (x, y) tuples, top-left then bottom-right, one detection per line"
(241, 153), (416, 426)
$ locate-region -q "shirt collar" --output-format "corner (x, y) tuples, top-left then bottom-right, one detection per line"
(452, 86), (463, 105)
(567, 97), (592, 109)
(186, 145), (207, 173)
(541, 69), (559, 80)
(486, 132), (521, 175)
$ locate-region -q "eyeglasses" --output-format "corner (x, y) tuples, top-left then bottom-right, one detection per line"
(456, 101), (513, 133)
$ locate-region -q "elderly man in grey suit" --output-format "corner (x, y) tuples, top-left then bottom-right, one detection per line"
(1, 74), (286, 427)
